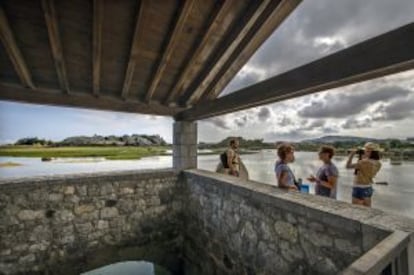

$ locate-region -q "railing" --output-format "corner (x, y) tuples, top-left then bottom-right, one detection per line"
(341, 230), (411, 275)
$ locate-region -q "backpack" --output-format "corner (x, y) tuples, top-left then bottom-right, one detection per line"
(220, 151), (229, 168)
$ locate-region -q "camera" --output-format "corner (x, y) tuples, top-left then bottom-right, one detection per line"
(356, 149), (365, 155)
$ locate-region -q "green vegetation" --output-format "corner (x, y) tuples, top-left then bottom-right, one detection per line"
(199, 136), (274, 150)
(0, 146), (168, 160)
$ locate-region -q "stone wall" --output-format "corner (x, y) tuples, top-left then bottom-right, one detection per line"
(1, 168), (413, 275)
(182, 170), (391, 275)
(0, 170), (183, 275)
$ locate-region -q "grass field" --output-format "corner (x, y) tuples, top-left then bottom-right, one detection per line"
(0, 146), (169, 160)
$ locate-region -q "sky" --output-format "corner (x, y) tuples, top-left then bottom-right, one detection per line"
(1, 0), (414, 144)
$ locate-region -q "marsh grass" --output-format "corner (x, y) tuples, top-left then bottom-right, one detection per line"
(0, 146), (168, 160)
(0, 162), (22, 167)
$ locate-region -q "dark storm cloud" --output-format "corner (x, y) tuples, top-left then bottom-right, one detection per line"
(204, 118), (231, 130)
(250, 0), (414, 75)
(302, 119), (325, 131)
(222, 0), (414, 96)
(258, 107), (271, 122)
(342, 118), (372, 129)
(298, 86), (411, 118)
(372, 98), (414, 121)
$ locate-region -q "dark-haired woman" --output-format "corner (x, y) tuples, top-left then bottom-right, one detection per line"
(308, 145), (339, 199)
(346, 142), (382, 207)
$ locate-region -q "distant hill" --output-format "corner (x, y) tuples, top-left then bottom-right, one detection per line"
(15, 134), (167, 146)
(302, 135), (383, 144)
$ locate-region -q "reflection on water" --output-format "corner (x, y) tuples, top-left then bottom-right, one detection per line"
(81, 261), (171, 275)
(1, 151), (414, 219)
(0, 156), (172, 179)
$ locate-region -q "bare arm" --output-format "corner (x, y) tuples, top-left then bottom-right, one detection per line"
(346, 151), (358, 169)
(277, 171), (298, 190)
(318, 175), (337, 190)
(227, 150), (236, 174)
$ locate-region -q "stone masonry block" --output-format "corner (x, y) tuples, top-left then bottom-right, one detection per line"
(173, 121), (197, 135)
(173, 145), (197, 158)
(173, 156), (197, 170)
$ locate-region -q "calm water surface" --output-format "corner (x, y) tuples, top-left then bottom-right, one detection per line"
(82, 261), (171, 275)
(1, 151), (413, 219)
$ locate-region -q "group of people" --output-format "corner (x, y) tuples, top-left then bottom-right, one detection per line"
(220, 138), (382, 208)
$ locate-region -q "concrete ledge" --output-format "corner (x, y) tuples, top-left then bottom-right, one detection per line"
(0, 169), (176, 190)
(342, 230), (410, 275)
(184, 169), (414, 274)
(184, 169), (414, 234)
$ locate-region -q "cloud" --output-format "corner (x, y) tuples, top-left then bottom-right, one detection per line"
(302, 119), (326, 131)
(221, 67), (263, 96)
(342, 118), (372, 129)
(204, 117), (231, 130)
(265, 129), (309, 142)
(372, 98), (414, 121)
(298, 86), (411, 118)
(257, 107), (272, 122)
(277, 116), (293, 127)
(321, 127), (339, 134)
(221, 0), (414, 96)
(235, 115), (248, 127)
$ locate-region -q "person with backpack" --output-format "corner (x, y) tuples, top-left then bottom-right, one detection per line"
(275, 143), (298, 191)
(220, 138), (241, 177)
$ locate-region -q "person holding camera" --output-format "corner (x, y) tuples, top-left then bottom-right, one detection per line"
(307, 145), (339, 199)
(346, 142), (382, 207)
(275, 143), (298, 191)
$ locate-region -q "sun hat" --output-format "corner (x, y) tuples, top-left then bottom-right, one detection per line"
(364, 142), (383, 152)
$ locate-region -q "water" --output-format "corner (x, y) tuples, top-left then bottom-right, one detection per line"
(81, 261), (171, 275)
(1, 151), (414, 219)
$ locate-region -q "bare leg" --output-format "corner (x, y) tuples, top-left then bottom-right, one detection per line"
(352, 197), (365, 205)
(363, 197), (372, 207)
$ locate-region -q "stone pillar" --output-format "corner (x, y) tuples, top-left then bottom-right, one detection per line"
(173, 121), (197, 171)
(408, 235), (414, 275)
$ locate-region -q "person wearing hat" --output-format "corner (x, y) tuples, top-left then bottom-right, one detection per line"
(307, 145), (339, 199)
(346, 142), (382, 207)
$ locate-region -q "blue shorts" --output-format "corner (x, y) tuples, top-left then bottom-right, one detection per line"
(352, 186), (373, 199)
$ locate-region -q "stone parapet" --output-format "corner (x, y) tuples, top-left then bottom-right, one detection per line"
(0, 169), (183, 275)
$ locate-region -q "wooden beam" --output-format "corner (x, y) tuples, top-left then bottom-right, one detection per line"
(203, 0), (301, 101)
(0, 6), (35, 89)
(175, 23), (414, 121)
(181, 0), (274, 106)
(0, 83), (181, 116)
(92, 0), (103, 96)
(41, 0), (70, 93)
(121, 0), (146, 99)
(163, 0), (236, 105)
(145, 0), (195, 103)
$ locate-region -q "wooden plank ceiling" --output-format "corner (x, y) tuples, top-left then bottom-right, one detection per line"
(0, 0), (301, 116)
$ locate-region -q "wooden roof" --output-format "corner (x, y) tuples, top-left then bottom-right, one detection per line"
(0, 0), (301, 116)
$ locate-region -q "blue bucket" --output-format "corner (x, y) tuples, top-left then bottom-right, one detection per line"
(300, 184), (309, 193)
